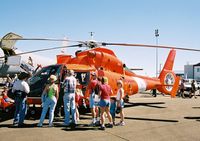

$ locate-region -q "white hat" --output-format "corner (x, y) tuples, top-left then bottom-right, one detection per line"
(68, 70), (74, 76)
(117, 80), (123, 86)
(49, 75), (57, 82)
(91, 72), (96, 76)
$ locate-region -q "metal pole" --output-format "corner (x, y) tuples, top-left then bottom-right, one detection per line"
(156, 37), (158, 77)
(155, 29), (159, 77)
(89, 32), (95, 40)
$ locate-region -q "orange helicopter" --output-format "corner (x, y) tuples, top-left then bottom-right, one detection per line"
(1, 33), (200, 114)
(57, 46), (178, 98)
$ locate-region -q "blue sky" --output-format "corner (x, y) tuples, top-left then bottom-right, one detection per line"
(0, 0), (200, 76)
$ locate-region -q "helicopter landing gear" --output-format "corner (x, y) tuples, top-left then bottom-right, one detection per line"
(123, 95), (129, 103)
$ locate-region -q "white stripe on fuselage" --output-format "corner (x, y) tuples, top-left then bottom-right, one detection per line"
(132, 77), (147, 92)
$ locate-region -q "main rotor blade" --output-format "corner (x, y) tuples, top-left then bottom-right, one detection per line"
(2, 38), (84, 43)
(0, 44), (83, 58)
(103, 42), (200, 52)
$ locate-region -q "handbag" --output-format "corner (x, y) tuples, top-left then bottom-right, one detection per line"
(116, 106), (121, 114)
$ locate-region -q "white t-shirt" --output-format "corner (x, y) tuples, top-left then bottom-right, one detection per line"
(12, 80), (30, 94)
(116, 88), (124, 101)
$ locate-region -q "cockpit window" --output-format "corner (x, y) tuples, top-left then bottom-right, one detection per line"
(29, 65), (61, 85)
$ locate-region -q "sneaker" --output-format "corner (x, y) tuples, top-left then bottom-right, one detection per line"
(120, 121), (125, 126)
(116, 121), (125, 126)
(95, 121), (101, 126)
(89, 122), (96, 127)
(106, 123), (113, 128)
(63, 123), (70, 127)
(99, 125), (105, 130)
(48, 124), (54, 127)
(18, 123), (26, 128)
(13, 122), (18, 127)
(70, 123), (77, 129)
(37, 123), (43, 127)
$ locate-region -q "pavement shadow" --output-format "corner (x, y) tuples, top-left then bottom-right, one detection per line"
(0, 112), (14, 123)
(0, 124), (11, 128)
(53, 116), (91, 123)
(61, 124), (99, 131)
(0, 123), (38, 128)
(124, 116), (179, 123)
(125, 102), (166, 109)
(184, 117), (200, 120)
(79, 116), (92, 120)
(192, 107), (200, 109)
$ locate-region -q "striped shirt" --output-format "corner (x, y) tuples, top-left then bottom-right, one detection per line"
(64, 76), (76, 94)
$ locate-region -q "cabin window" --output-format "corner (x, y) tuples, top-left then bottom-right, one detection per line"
(74, 72), (90, 86)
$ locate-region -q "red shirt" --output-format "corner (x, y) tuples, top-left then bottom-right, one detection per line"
(2, 91), (8, 100)
(3, 95), (8, 100)
(100, 84), (112, 100)
(88, 79), (98, 94)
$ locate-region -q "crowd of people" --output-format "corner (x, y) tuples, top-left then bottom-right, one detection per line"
(179, 79), (198, 99)
(1, 74), (18, 88)
(2, 69), (200, 130)
(5, 70), (126, 130)
(87, 72), (125, 130)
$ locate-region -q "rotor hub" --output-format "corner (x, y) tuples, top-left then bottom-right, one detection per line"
(86, 40), (98, 48)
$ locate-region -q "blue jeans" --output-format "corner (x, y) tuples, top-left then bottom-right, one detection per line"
(110, 100), (116, 121)
(38, 96), (57, 125)
(13, 97), (27, 125)
(63, 93), (76, 125)
(89, 92), (95, 108)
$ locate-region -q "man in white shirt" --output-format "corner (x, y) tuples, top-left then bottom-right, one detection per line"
(12, 72), (30, 127)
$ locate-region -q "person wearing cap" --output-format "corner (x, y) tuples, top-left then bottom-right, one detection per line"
(63, 70), (77, 127)
(99, 77), (113, 130)
(116, 80), (125, 126)
(37, 75), (59, 127)
(12, 72), (30, 127)
(88, 72), (99, 126)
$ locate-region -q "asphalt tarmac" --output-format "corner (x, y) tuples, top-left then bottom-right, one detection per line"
(1, 93), (200, 141)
